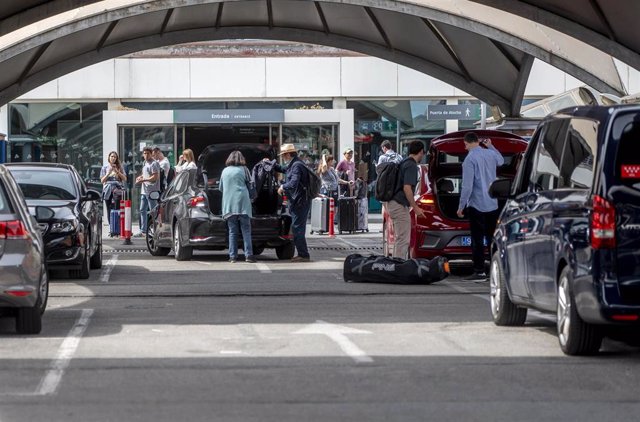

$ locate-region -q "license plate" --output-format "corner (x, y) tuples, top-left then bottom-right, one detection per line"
(460, 236), (487, 247)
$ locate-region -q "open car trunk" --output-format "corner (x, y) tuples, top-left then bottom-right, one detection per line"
(198, 143), (280, 217)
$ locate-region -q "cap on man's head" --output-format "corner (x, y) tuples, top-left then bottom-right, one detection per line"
(343, 147), (353, 154)
(279, 143), (297, 156)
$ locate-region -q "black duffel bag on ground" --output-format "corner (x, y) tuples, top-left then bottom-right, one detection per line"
(343, 254), (449, 284)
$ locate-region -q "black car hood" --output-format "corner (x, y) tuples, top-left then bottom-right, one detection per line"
(26, 200), (76, 221)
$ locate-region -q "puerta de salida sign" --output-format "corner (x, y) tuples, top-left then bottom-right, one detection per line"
(427, 105), (481, 120)
(174, 109), (285, 124)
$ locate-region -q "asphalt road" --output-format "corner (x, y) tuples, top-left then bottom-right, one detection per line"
(1, 225), (640, 421)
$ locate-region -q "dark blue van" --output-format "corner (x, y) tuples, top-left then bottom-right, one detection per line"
(489, 105), (640, 355)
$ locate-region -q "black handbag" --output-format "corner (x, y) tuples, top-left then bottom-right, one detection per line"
(343, 254), (449, 284)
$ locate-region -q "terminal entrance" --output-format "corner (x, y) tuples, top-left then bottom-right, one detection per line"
(182, 125), (277, 159)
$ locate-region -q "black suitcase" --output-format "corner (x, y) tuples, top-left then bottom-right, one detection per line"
(343, 254), (449, 284)
(109, 209), (120, 236)
(338, 196), (358, 234)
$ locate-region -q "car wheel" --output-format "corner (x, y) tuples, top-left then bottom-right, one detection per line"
(37, 264), (49, 315)
(90, 241), (102, 269)
(253, 246), (265, 256)
(557, 266), (603, 355)
(276, 242), (295, 260)
(147, 218), (170, 257)
(173, 222), (193, 261)
(70, 244), (91, 279)
(16, 306), (42, 335)
(490, 252), (527, 326)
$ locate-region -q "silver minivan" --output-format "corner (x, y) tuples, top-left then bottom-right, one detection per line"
(0, 165), (48, 334)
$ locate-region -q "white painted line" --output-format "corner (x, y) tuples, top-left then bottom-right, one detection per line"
(194, 261), (212, 266)
(99, 254), (118, 283)
(35, 309), (94, 396)
(220, 350), (244, 355)
(294, 320), (373, 364)
(256, 263), (272, 274)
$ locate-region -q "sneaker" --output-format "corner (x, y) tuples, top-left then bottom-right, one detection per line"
(133, 231), (145, 238)
(291, 256), (311, 262)
(229, 258), (237, 263)
(245, 256), (257, 263)
(463, 272), (488, 282)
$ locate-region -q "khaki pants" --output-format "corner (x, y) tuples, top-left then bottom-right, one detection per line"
(387, 200), (411, 259)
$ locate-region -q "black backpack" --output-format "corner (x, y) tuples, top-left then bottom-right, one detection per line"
(375, 159), (404, 201)
(294, 162), (321, 201)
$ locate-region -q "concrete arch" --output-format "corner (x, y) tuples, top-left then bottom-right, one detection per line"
(0, 0), (629, 114)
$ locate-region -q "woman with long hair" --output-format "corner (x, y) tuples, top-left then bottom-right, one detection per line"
(175, 148), (196, 173)
(219, 150), (255, 263)
(100, 151), (127, 231)
(317, 153), (348, 202)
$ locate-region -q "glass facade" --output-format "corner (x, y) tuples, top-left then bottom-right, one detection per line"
(281, 125), (336, 169)
(8, 102), (108, 192)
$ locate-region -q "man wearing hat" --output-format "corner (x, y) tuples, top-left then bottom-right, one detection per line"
(273, 143), (312, 262)
(336, 147), (356, 196)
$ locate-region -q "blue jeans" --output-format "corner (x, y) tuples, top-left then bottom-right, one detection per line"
(227, 214), (253, 259)
(139, 194), (158, 233)
(291, 201), (311, 258)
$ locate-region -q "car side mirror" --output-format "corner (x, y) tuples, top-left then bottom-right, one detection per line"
(83, 189), (101, 202)
(149, 191), (160, 200)
(489, 178), (513, 200)
(34, 206), (55, 220)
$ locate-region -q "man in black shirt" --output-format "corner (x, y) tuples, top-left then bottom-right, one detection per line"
(387, 141), (426, 259)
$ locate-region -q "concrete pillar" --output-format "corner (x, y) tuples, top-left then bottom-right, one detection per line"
(446, 98), (459, 134)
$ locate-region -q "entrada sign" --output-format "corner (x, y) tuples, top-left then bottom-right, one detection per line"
(174, 109), (285, 124)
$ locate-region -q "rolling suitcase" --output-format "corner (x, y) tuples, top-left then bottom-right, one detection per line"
(338, 197), (358, 234)
(310, 197), (330, 234)
(357, 197), (368, 232)
(109, 209), (120, 236)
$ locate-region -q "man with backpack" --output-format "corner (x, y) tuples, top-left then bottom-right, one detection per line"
(385, 141), (426, 259)
(378, 140), (403, 165)
(273, 143), (315, 262)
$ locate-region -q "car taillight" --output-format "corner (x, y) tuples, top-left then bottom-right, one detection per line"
(188, 196), (205, 208)
(418, 194), (435, 207)
(591, 195), (616, 249)
(0, 220), (29, 239)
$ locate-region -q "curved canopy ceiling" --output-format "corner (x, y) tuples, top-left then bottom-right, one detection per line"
(0, 0), (635, 116)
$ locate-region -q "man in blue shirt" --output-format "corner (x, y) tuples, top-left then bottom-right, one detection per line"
(457, 132), (504, 281)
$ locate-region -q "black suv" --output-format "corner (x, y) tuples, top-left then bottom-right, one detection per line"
(146, 143), (293, 261)
(5, 163), (103, 279)
(489, 105), (640, 355)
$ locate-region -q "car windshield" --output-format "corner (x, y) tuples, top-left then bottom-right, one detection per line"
(10, 169), (77, 200)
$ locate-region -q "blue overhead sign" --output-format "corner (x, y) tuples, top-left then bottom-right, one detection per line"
(174, 109), (285, 124)
(427, 104), (481, 120)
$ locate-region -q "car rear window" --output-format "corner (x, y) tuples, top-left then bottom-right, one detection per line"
(0, 183), (12, 214)
(612, 112), (640, 189)
(10, 169), (77, 200)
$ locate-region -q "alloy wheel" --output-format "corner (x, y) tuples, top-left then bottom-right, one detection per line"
(490, 259), (501, 318)
(557, 274), (571, 347)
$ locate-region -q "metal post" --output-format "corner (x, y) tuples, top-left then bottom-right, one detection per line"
(396, 120), (400, 153)
(480, 103), (487, 130)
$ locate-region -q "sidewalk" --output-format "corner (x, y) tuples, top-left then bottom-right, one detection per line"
(102, 213), (384, 252)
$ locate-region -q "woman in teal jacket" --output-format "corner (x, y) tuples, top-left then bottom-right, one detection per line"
(219, 151), (255, 263)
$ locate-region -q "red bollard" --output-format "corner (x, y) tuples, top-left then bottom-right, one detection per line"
(121, 198), (132, 245)
(119, 200), (125, 239)
(328, 197), (335, 237)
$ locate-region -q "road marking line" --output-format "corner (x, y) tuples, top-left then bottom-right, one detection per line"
(220, 350), (244, 355)
(256, 263), (272, 274)
(294, 320), (373, 364)
(99, 254), (118, 283)
(194, 261), (212, 266)
(35, 309), (94, 396)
